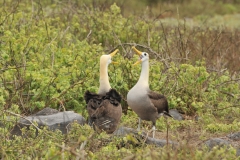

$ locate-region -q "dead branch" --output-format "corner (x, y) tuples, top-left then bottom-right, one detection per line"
(44, 80), (85, 107)
(0, 0), (20, 26)
(215, 78), (240, 88)
(4, 110), (41, 131)
(213, 104), (240, 111)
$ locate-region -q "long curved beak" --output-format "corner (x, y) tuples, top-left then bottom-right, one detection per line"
(133, 60), (142, 66)
(109, 49), (119, 57)
(132, 46), (142, 65)
(111, 61), (119, 64)
(132, 46), (142, 56)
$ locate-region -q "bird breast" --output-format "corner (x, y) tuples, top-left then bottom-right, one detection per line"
(127, 87), (157, 121)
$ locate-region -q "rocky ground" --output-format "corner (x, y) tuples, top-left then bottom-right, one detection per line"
(8, 107), (240, 157)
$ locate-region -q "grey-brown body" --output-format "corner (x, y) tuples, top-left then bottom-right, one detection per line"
(127, 47), (171, 137)
(127, 85), (169, 127)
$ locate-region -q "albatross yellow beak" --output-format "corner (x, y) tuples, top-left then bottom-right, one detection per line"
(109, 49), (119, 64)
(132, 46), (142, 65)
(132, 46), (142, 56)
(133, 60), (142, 66)
(111, 61), (119, 64)
(109, 49), (119, 57)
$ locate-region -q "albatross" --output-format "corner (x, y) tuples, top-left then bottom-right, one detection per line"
(127, 46), (171, 138)
(84, 49), (122, 134)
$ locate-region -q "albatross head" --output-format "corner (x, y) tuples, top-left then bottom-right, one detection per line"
(132, 46), (149, 65)
(100, 49), (119, 66)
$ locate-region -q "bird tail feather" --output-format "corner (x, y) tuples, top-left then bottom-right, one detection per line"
(163, 111), (173, 118)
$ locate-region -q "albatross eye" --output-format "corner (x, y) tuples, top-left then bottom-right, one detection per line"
(144, 53), (147, 56)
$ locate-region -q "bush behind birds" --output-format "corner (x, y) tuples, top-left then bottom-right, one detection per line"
(0, 1), (239, 159)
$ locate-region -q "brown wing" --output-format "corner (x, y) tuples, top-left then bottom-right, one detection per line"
(84, 89), (122, 134)
(148, 90), (169, 114)
(104, 88), (122, 106)
(84, 91), (103, 113)
(84, 91), (104, 125)
(84, 90), (102, 104)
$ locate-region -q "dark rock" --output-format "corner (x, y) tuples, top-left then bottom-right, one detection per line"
(237, 148), (240, 157)
(226, 131), (240, 157)
(11, 108), (86, 137)
(194, 115), (200, 121)
(204, 138), (231, 149)
(113, 126), (139, 136)
(227, 131), (240, 141)
(145, 137), (177, 147)
(204, 133), (240, 157)
(169, 109), (183, 121)
(33, 107), (59, 116)
(113, 126), (177, 148)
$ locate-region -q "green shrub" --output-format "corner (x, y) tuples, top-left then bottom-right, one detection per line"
(0, 1), (240, 159)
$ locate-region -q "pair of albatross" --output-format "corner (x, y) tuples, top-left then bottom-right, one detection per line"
(84, 47), (171, 137)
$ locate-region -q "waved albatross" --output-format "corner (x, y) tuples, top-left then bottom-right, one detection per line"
(127, 46), (171, 138)
(84, 49), (122, 134)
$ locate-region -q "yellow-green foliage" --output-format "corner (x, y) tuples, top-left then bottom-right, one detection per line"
(0, 0), (240, 159)
(0, 118), (238, 159)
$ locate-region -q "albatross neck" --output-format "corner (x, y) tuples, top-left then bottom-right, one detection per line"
(136, 60), (149, 88)
(98, 62), (111, 95)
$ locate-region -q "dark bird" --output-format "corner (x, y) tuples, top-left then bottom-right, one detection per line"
(127, 46), (172, 138)
(84, 49), (122, 134)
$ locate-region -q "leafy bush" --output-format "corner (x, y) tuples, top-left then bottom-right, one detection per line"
(0, 0), (240, 159)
